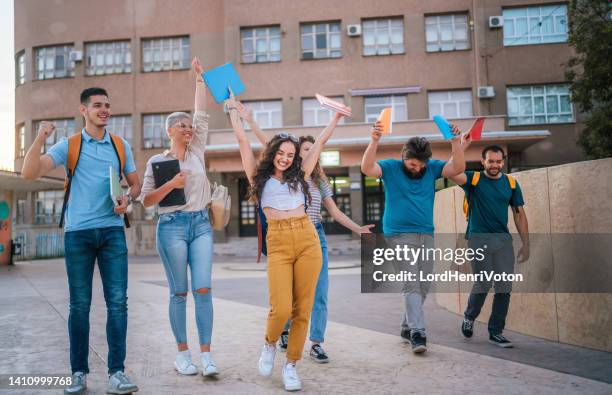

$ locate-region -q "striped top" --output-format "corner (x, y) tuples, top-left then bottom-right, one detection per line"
(306, 178), (333, 224)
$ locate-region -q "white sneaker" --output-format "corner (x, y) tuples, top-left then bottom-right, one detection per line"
(258, 343), (276, 377)
(282, 363), (302, 392)
(106, 371), (139, 394)
(174, 350), (198, 375)
(200, 352), (219, 376)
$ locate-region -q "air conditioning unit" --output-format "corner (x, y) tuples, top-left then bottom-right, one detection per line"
(347, 24), (361, 37)
(477, 86), (495, 98)
(489, 16), (504, 29)
(69, 50), (83, 62)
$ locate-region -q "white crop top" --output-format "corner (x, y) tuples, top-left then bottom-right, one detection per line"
(260, 177), (305, 210)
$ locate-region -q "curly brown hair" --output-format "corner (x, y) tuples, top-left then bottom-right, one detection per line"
(248, 135), (312, 205)
(299, 135), (330, 190)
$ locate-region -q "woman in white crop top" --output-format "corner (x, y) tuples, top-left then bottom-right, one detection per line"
(140, 58), (218, 377)
(243, 110), (376, 364)
(226, 90), (346, 392)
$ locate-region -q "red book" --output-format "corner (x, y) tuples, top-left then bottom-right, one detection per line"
(468, 117), (485, 141)
(315, 94), (352, 117)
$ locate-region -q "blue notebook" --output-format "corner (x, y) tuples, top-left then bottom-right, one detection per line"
(433, 115), (454, 140)
(202, 63), (245, 103)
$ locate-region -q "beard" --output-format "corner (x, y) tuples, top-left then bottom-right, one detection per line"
(403, 166), (427, 179)
(485, 168), (501, 177)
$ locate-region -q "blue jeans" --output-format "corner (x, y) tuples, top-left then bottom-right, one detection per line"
(64, 226), (128, 375)
(284, 222), (329, 343)
(156, 210), (214, 345)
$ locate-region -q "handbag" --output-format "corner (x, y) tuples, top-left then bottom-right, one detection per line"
(209, 182), (231, 230)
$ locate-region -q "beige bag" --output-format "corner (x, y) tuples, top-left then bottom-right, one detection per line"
(209, 182), (231, 230)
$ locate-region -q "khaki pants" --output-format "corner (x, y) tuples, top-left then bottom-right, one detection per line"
(265, 215), (323, 360)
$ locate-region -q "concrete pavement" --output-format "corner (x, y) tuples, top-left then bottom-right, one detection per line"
(0, 257), (610, 395)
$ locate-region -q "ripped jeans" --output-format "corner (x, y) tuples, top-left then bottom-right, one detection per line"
(156, 210), (214, 345)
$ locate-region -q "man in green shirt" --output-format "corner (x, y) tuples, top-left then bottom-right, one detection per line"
(450, 145), (529, 348)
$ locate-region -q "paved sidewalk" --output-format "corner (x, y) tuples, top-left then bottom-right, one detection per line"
(0, 258), (610, 395)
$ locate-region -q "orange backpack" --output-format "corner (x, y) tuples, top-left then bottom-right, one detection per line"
(59, 132), (129, 228)
(462, 172), (516, 221)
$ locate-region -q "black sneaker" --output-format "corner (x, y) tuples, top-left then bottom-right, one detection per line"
(461, 318), (474, 339)
(400, 329), (411, 343)
(279, 330), (289, 351)
(409, 331), (427, 353)
(309, 344), (330, 364)
(489, 334), (513, 348)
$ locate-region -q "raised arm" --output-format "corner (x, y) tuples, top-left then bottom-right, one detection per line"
(441, 125), (466, 178)
(235, 102), (268, 145)
(193, 57), (207, 113)
(21, 121), (59, 180)
(447, 131), (472, 185)
(360, 122), (383, 178)
(226, 90), (257, 184)
(302, 112), (343, 178)
(190, 57), (210, 157)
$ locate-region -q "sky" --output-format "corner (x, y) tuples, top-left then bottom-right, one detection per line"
(0, 0), (14, 170)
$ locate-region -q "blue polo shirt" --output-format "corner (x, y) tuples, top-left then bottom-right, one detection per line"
(47, 129), (136, 232)
(378, 158), (446, 235)
(462, 171), (525, 237)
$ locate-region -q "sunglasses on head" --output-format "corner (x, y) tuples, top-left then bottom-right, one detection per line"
(276, 132), (298, 143)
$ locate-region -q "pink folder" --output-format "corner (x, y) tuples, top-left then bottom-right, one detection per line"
(315, 94), (352, 117)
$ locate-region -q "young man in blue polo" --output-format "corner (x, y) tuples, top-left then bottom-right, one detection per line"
(450, 145), (529, 348)
(22, 88), (141, 394)
(361, 122), (465, 353)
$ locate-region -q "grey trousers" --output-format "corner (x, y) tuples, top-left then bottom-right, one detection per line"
(386, 233), (434, 335)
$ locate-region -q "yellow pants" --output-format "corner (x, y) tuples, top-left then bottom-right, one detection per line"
(265, 215), (323, 361)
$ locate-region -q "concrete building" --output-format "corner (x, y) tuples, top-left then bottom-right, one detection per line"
(11, 0), (580, 257)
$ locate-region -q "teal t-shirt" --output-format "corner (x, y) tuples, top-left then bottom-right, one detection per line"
(462, 171), (525, 236)
(378, 158), (446, 235)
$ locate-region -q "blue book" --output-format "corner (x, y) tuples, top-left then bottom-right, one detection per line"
(202, 63), (245, 103)
(433, 115), (454, 140)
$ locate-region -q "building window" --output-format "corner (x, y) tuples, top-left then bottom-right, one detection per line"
(243, 101), (283, 129)
(35, 44), (75, 80)
(241, 26), (281, 63)
(16, 199), (26, 224)
(364, 95), (408, 123)
(85, 41), (131, 75)
(302, 97), (345, 126)
(143, 113), (171, 149)
(425, 14), (470, 52)
(362, 18), (404, 56)
(16, 51), (25, 85)
(142, 36), (189, 72)
(17, 124), (26, 158)
(301, 22), (342, 59)
(35, 190), (64, 224)
(106, 115), (133, 146)
(34, 119), (76, 153)
(507, 84), (573, 125)
(503, 4), (568, 46)
(428, 90), (473, 119)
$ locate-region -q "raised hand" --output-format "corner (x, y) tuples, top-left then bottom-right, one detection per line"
(371, 121), (383, 142)
(191, 57), (204, 79)
(36, 121), (56, 143)
(235, 102), (253, 122)
(450, 124), (462, 141)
